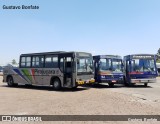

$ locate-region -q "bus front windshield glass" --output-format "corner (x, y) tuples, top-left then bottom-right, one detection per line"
(112, 59), (122, 72)
(77, 58), (93, 73)
(131, 59), (156, 72)
(99, 59), (112, 71)
(99, 59), (122, 72)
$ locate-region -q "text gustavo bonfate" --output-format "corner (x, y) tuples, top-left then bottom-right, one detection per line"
(2, 5), (39, 9)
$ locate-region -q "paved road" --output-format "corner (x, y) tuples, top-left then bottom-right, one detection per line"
(0, 76), (160, 124)
(107, 77), (160, 103)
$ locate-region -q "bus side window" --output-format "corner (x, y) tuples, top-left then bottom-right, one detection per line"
(45, 56), (52, 68)
(40, 57), (44, 67)
(52, 57), (58, 68)
(26, 57), (31, 67)
(60, 58), (64, 72)
(20, 56), (31, 68)
(32, 56), (44, 68)
(45, 56), (58, 68)
(20, 57), (26, 67)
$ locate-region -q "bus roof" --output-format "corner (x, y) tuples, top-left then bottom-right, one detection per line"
(20, 51), (92, 57)
(93, 55), (122, 59)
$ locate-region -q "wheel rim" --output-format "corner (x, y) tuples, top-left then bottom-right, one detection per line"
(54, 81), (59, 88)
(8, 78), (13, 85)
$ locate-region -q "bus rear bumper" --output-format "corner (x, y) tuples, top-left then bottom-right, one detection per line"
(131, 78), (156, 83)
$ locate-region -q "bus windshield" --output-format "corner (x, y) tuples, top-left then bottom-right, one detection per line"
(131, 59), (156, 72)
(77, 57), (93, 73)
(112, 59), (122, 72)
(99, 59), (122, 72)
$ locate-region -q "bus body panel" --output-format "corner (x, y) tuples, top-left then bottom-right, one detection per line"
(96, 72), (124, 84)
(93, 55), (124, 85)
(123, 54), (158, 85)
(3, 51), (95, 88)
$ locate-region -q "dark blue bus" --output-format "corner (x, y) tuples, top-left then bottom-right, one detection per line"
(123, 54), (158, 86)
(93, 55), (124, 87)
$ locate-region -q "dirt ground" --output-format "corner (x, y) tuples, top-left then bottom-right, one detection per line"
(0, 76), (160, 124)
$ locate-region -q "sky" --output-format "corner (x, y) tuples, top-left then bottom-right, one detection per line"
(0, 0), (160, 65)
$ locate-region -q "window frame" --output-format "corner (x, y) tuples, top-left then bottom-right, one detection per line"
(32, 56), (44, 68)
(20, 56), (31, 68)
(44, 55), (58, 68)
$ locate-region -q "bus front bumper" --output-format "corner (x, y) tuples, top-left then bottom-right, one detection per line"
(97, 78), (124, 84)
(76, 79), (95, 85)
(131, 78), (156, 83)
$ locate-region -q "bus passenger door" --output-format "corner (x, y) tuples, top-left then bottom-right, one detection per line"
(59, 55), (74, 87)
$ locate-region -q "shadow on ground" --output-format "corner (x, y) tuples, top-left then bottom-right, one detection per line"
(125, 85), (152, 88)
(0, 84), (89, 92)
(82, 84), (124, 89)
(82, 83), (153, 89)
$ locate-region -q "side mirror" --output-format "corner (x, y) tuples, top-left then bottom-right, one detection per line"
(121, 62), (124, 67)
(98, 61), (101, 65)
(77, 59), (80, 64)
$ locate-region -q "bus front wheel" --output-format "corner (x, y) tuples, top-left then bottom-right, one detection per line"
(109, 83), (114, 87)
(52, 78), (61, 90)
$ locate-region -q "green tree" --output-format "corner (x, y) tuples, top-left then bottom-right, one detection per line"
(158, 48), (160, 55)
(12, 59), (17, 65)
(157, 48), (160, 63)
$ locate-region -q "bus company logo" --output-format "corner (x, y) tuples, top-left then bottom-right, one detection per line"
(2, 116), (12, 121)
(56, 70), (59, 74)
(34, 69), (56, 75)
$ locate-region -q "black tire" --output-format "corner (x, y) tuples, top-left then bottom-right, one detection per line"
(109, 83), (114, 87)
(7, 76), (17, 87)
(144, 83), (148, 87)
(25, 84), (32, 87)
(92, 83), (100, 87)
(52, 78), (61, 90)
(124, 78), (132, 87)
(124, 82), (129, 87)
(72, 86), (78, 89)
(123, 76), (129, 86)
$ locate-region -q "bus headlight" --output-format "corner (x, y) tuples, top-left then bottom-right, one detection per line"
(119, 76), (123, 79)
(101, 76), (105, 78)
(89, 78), (95, 83)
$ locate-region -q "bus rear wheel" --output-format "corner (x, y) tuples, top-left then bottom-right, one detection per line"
(52, 78), (61, 90)
(7, 76), (18, 87)
(144, 83), (148, 87)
